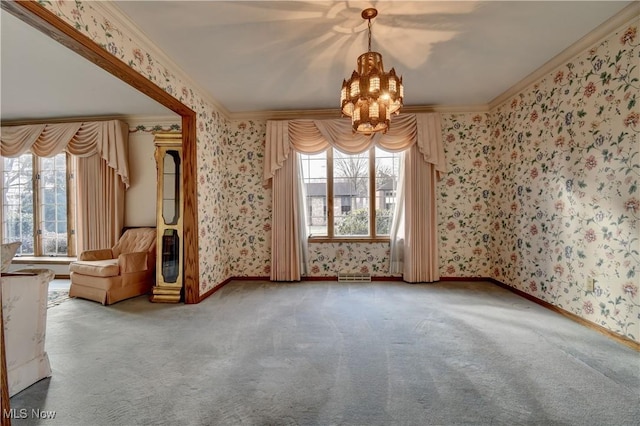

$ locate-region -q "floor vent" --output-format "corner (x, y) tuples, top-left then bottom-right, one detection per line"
(338, 272), (372, 283)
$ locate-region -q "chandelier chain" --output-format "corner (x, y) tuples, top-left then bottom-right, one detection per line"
(367, 18), (372, 52)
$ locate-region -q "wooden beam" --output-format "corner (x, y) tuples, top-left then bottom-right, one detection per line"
(181, 116), (199, 303)
(0, 281), (10, 426)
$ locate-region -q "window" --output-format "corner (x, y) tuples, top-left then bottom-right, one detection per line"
(2, 153), (75, 256)
(300, 147), (400, 240)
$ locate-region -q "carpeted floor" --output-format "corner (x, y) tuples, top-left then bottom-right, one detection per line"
(9, 280), (640, 425)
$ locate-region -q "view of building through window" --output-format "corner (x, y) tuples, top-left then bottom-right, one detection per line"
(2, 153), (71, 256)
(300, 147), (400, 238)
(301, 150), (328, 236)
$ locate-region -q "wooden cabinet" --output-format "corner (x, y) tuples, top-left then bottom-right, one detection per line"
(150, 132), (183, 303)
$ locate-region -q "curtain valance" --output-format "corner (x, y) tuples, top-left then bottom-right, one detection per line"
(1, 120), (130, 188)
(264, 113), (446, 187)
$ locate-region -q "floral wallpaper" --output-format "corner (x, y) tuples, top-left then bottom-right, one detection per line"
(226, 120), (272, 277)
(129, 123), (181, 134)
(308, 242), (392, 277)
(439, 113), (494, 278)
(490, 22), (639, 341)
(187, 105), (229, 295)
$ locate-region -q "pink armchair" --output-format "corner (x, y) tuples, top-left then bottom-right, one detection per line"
(69, 228), (156, 305)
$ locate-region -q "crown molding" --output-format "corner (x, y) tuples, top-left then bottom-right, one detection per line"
(402, 104), (491, 114)
(228, 104), (490, 121)
(93, 2), (231, 118)
(1, 114), (179, 127)
(489, 2), (640, 110)
(228, 108), (342, 121)
(122, 115), (182, 128)
(1, 115), (130, 126)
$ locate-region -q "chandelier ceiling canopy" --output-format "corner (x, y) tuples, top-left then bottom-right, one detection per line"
(340, 8), (404, 134)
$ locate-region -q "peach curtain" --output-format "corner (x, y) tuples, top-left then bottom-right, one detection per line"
(395, 113), (445, 282)
(74, 155), (125, 253)
(265, 113), (446, 282)
(400, 144), (441, 282)
(1, 120), (130, 187)
(1, 120), (129, 252)
(264, 114), (442, 186)
(271, 147), (307, 281)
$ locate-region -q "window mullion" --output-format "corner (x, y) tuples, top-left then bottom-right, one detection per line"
(33, 156), (42, 256)
(327, 148), (334, 238)
(369, 147), (376, 238)
(67, 154), (76, 257)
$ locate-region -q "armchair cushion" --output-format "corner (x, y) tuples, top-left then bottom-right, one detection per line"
(119, 252), (148, 274)
(112, 229), (156, 258)
(69, 259), (119, 277)
(79, 248), (114, 261)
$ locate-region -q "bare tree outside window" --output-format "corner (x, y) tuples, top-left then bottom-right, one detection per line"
(2, 155), (34, 254)
(334, 151), (369, 236)
(334, 153), (369, 203)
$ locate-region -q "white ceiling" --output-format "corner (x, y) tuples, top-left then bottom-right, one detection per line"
(112, 0), (634, 111)
(1, 1), (635, 122)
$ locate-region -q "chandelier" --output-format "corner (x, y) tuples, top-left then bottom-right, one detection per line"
(340, 8), (404, 134)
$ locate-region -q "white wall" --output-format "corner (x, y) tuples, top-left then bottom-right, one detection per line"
(124, 119), (180, 227)
(125, 130), (156, 227)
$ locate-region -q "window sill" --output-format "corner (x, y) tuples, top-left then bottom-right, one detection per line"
(308, 237), (390, 244)
(11, 256), (77, 265)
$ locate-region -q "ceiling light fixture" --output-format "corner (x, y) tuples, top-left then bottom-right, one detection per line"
(340, 8), (404, 134)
